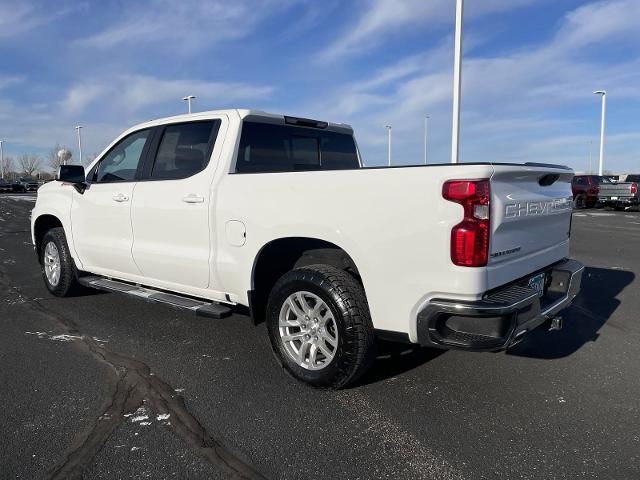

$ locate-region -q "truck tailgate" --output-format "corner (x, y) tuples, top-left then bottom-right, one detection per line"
(488, 165), (573, 286)
(598, 183), (634, 198)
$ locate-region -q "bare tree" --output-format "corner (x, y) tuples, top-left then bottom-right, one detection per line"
(2, 155), (15, 177)
(83, 152), (99, 167)
(18, 154), (41, 177)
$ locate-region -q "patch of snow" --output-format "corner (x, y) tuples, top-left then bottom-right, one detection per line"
(130, 446), (140, 451)
(156, 413), (170, 421)
(25, 331), (82, 342)
(49, 334), (82, 342)
(130, 415), (149, 423)
(139, 421), (152, 426)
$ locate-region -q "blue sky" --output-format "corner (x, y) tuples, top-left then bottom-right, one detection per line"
(1, 0), (639, 172)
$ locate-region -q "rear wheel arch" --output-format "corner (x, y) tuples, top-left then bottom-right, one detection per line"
(249, 237), (363, 323)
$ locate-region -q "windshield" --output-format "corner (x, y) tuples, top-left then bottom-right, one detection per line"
(594, 176), (613, 184)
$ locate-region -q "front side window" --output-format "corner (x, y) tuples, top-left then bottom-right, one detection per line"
(92, 129), (150, 183)
(150, 121), (219, 180)
(236, 122), (359, 173)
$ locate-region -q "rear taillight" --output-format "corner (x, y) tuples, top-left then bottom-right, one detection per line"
(632, 183), (637, 194)
(442, 179), (490, 267)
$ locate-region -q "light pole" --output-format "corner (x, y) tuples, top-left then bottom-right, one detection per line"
(424, 115), (430, 165)
(183, 95), (196, 114)
(450, 0), (464, 164)
(386, 125), (392, 166)
(0, 140), (4, 180)
(75, 126), (83, 165)
(593, 90), (606, 176)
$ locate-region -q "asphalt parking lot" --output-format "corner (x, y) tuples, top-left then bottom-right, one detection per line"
(1, 193), (639, 480)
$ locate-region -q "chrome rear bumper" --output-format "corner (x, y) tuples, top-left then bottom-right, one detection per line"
(416, 259), (585, 350)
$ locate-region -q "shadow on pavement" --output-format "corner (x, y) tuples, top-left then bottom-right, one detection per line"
(356, 340), (445, 386)
(508, 266), (635, 359)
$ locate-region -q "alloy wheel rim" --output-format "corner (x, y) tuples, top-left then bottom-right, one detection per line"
(44, 241), (61, 287)
(278, 291), (339, 371)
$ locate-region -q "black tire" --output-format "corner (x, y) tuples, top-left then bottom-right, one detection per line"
(40, 227), (80, 297)
(573, 193), (587, 209)
(266, 264), (375, 389)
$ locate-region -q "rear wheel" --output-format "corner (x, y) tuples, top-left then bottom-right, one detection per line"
(266, 264), (375, 389)
(573, 193), (587, 209)
(40, 227), (80, 297)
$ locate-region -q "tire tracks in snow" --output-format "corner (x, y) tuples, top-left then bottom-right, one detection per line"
(0, 268), (266, 480)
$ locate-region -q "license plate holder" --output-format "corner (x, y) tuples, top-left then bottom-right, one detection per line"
(611, 196), (618, 200)
(528, 272), (546, 297)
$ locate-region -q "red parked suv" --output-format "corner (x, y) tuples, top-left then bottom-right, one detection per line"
(571, 175), (612, 209)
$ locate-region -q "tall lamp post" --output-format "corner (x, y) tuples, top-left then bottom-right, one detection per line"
(0, 140), (4, 180)
(183, 95), (196, 114)
(424, 115), (430, 165)
(75, 126), (83, 166)
(593, 90), (606, 176)
(386, 125), (392, 166)
(450, 0), (464, 164)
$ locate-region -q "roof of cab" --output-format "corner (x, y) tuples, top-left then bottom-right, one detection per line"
(128, 109), (353, 133)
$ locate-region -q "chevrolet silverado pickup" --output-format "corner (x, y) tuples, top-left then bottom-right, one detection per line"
(598, 176), (639, 209)
(31, 109), (584, 388)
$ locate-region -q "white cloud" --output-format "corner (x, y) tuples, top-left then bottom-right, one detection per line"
(0, 1), (78, 38)
(317, 0), (538, 63)
(62, 83), (108, 115)
(59, 74), (274, 116)
(83, 0), (293, 50)
(0, 75), (24, 90)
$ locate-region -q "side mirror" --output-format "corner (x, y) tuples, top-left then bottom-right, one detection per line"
(57, 165), (87, 193)
(57, 165), (85, 183)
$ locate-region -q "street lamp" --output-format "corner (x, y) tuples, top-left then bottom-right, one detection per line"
(424, 115), (430, 165)
(593, 90), (607, 176)
(0, 140), (4, 180)
(386, 125), (392, 166)
(450, 0), (464, 164)
(75, 126), (83, 165)
(183, 95), (196, 114)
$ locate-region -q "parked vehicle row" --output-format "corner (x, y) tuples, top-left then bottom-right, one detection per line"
(572, 174), (639, 210)
(0, 178), (46, 193)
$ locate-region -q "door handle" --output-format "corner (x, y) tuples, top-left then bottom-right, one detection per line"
(112, 193), (129, 202)
(182, 194), (205, 204)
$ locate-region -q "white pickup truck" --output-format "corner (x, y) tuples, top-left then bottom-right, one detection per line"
(31, 109), (584, 388)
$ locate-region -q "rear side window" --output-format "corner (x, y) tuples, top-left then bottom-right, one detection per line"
(236, 122), (359, 173)
(150, 120), (220, 180)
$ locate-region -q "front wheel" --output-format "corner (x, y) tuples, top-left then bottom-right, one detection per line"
(266, 265), (375, 389)
(40, 227), (80, 297)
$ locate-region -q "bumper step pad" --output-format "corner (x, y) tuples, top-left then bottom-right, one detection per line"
(78, 276), (233, 319)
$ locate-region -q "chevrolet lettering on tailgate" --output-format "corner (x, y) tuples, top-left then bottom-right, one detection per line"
(504, 197), (572, 218)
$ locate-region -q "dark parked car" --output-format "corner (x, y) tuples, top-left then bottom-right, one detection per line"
(0, 179), (12, 192)
(12, 178), (39, 192)
(571, 174), (613, 209)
